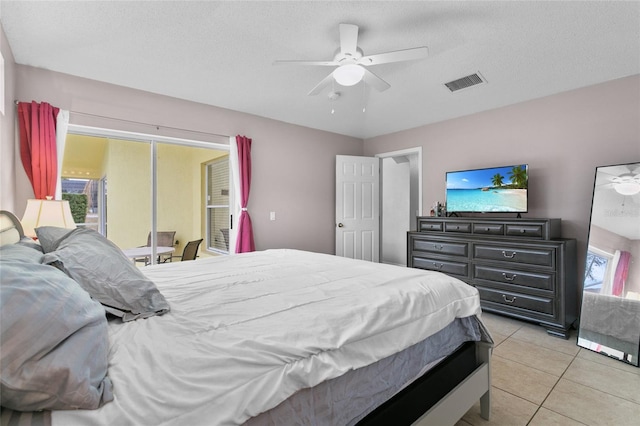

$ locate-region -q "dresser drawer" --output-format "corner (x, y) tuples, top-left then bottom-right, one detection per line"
(412, 238), (468, 257)
(418, 220), (444, 232)
(445, 222), (471, 233)
(412, 256), (469, 279)
(473, 223), (505, 236)
(477, 286), (554, 316)
(473, 265), (555, 291)
(473, 244), (555, 267)
(505, 223), (544, 238)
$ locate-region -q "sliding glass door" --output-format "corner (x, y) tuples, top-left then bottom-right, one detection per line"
(156, 142), (229, 260)
(62, 127), (230, 264)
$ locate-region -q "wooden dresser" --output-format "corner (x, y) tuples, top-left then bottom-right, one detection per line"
(407, 217), (578, 338)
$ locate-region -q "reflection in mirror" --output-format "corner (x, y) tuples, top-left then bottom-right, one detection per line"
(578, 162), (640, 366)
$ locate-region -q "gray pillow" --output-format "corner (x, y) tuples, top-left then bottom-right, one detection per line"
(34, 226), (73, 253)
(0, 261), (113, 411)
(16, 236), (44, 253)
(0, 243), (44, 264)
(36, 226), (170, 322)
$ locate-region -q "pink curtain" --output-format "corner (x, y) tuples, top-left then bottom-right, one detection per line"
(235, 135), (255, 253)
(612, 251), (631, 296)
(18, 101), (60, 199)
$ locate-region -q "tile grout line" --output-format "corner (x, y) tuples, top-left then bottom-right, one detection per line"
(570, 346), (640, 406)
(576, 347), (640, 376)
(490, 324), (578, 425)
(559, 374), (640, 407)
(491, 328), (565, 425)
(488, 318), (640, 426)
(526, 336), (588, 426)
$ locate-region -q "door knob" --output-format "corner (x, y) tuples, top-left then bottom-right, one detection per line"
(338, 223), (344, 227)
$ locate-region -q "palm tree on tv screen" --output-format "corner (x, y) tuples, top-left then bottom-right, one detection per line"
(508, 166), (528, 189)
(491, 174), (505, 188)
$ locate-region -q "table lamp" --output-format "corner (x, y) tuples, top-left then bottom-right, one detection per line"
(21, 198), (76, 238)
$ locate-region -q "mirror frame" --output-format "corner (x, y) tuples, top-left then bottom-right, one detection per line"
(577, 162), (640, 366)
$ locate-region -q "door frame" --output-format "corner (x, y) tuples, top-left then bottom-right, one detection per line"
(376, 147), (423, 265)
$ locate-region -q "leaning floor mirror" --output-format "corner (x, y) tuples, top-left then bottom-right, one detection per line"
(578, 162), (640, 366)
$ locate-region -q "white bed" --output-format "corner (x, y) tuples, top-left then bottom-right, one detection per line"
(0, 211), (492, 425)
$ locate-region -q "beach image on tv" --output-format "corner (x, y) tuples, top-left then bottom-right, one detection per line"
(446, 165), (528, 212)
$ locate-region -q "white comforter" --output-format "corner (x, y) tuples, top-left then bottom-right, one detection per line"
(53, 249), (481, 426)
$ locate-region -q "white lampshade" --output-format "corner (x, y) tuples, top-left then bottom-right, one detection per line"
(21, 198), (76, 238)
(333, 64), (365, 86)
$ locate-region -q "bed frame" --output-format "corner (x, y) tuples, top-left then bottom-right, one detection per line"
(360, 340), (491, 425)
(0, 210), (24, 246)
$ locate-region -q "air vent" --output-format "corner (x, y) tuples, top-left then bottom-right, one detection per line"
(444, 73), (486, 92)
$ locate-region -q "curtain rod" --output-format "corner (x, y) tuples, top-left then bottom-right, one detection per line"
(14, 100), (231, 139)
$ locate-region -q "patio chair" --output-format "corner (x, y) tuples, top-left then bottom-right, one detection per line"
(177, 239), (203, 262)
(136, 231), (176, 265)
(220, 229), (229, 250)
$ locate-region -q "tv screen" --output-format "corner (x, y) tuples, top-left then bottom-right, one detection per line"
(446, 164), (528, 213)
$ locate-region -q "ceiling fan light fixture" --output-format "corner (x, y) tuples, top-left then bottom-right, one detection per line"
(613, 175), (640, 195)
(614, 182), (640, 196)
(333, 64), (365, 86)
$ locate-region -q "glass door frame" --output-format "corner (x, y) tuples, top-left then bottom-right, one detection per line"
(67, 124), (230, 264)
(205, 156), (232, 254)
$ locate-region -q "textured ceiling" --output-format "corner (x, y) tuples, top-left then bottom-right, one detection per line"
(2, 1), (639, 139)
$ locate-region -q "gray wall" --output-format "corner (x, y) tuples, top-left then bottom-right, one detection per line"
(364, 74), (640, 289)
(2, 60), (362, 255)
(1, 24), (17, 212)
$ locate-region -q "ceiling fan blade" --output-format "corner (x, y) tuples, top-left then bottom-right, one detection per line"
(363, 68), (390, 92)
(339, 23), (359, 56)
(359, 46), (429, 66)
(273, 59), (339, 66)
(307, 72), (335, 96)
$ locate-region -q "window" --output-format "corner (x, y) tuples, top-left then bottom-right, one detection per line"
(61, 178), (99, 232)
(206, 156), (230, 253)
(583, 247), (613, 293)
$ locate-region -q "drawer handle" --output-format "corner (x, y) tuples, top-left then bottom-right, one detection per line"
(434, 244), (443, 250)
(502, 273), (517, 281)
(502, 295), (517, 303)
(432, 262), (444, 270)
(502, 251), (517, 259)
(485, 227), (491, 231)
(520, 229), (526, 234)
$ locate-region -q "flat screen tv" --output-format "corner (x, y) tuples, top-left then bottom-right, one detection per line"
(446, 164), (528, 213)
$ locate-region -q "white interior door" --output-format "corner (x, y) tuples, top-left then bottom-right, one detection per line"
(336, 155), (379, 262)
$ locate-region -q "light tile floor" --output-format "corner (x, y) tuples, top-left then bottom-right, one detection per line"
(456, 312), (640, 426)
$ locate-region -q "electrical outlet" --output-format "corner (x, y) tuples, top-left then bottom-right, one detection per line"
(270, 211), (276, 221)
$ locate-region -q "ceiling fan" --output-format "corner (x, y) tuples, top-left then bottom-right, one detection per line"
(596, 164), (640, 196)
(274, 23), (429, 96)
